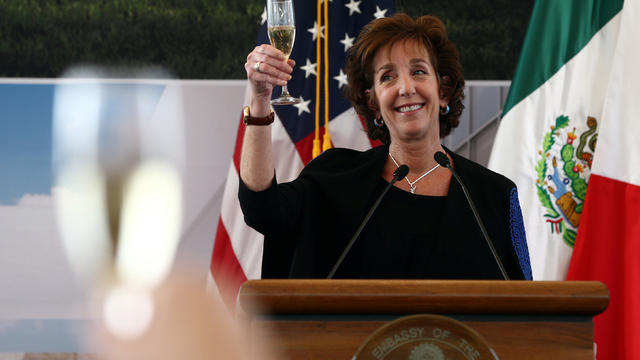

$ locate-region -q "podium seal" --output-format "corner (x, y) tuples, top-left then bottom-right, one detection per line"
(353, 314), (497, 360)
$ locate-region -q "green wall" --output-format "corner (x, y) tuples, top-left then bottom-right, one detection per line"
(0, 0), (533, 79)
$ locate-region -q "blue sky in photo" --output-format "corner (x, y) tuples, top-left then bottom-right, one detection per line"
(0, 82), (166, 205)
(0, 84), (55, 205)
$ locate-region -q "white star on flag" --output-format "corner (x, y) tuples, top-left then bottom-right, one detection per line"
(300, 58), (317, 78)
(333, 69), (348, 88)
(344, 0), (362, 16)
(374, 6), (388, 19)
(307, 21), (325, 41)
(340, 33), (355, 52)
(261, 7), (267, 25)
(293, 97), (311, 115)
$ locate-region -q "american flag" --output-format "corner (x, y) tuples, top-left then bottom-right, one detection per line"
(210, 0), (395, 308)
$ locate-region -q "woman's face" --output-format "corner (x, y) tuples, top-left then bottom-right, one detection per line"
(371, 40), (446, 144)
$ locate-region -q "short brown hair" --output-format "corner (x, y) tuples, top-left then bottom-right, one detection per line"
(344, 13), (465, 144)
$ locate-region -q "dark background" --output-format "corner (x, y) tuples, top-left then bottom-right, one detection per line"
(0, 0), (534, 79)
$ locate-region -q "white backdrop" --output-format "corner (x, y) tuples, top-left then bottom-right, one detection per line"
(0, 79), (246, 351)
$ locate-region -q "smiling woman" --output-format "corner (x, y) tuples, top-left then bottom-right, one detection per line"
(345, 14), (464, 147)
(371, 42), (447, 145)
(237, 13), (532, 281)
(372, 47), (440, 181)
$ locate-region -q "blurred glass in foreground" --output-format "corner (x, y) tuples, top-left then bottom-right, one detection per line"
(51, 67), (273, 360)
(52, 67), (185, 339)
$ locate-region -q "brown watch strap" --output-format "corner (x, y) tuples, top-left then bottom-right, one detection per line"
(243, 106), (275, 126)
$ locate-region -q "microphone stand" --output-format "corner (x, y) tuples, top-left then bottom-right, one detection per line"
(327, 164), (409, 279)
(434, 151), (510, 280)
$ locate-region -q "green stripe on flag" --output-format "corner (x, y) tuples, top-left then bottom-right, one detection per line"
(503, 0), (623, 116)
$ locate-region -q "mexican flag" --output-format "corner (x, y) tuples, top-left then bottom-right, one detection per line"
(489, 1), (639, 358)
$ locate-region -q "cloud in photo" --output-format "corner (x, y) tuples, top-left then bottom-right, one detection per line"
(15, 193), (54, 207)
(0, 188), (88, 319)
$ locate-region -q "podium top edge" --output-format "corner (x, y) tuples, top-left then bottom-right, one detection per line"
(237, 280), (608, 316)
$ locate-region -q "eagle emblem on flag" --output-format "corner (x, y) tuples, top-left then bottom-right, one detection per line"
(535, 115), (598, 247)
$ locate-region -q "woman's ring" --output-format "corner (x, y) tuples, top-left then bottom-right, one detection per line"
(254, 61), (262, 73)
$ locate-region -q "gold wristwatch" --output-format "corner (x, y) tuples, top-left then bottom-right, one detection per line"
(243, 106), (275, 126)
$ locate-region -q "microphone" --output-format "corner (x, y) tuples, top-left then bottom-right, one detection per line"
(327, 164), (409, 279)
(434, 151), (510, 280)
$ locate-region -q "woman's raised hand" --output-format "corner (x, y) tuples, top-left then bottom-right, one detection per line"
(245, 44), (295, 103)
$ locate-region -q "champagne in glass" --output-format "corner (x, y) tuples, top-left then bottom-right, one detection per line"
(268, 25), (295, 58)
(267, 0), (301, 105)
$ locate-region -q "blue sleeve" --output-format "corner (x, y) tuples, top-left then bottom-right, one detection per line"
(509, 187), (533, 280)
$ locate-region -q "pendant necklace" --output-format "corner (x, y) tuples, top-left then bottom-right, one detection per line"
(389, 152), (440, 194)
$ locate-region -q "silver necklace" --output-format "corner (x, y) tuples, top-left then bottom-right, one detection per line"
(389, 152), (440, 194)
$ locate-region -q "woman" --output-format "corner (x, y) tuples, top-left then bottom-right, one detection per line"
(240, 14), (532, 280)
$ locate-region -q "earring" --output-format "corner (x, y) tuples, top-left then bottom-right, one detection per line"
(373, 117), (384, 127)
(440, 104), (450, 115)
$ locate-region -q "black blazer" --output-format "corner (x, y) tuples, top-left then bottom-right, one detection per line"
(239, 145), (532, 280)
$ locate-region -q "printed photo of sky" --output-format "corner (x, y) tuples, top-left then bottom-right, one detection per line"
(0, 84), (55, 205)
(0, 82), (168, 206)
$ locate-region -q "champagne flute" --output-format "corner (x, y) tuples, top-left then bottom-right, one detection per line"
(267, 0), (301, 105)
(53, 67), (186, 341)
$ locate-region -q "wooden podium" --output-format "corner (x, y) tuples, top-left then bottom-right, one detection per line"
(237, 280), (608, 359)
